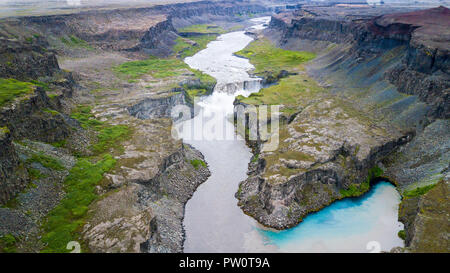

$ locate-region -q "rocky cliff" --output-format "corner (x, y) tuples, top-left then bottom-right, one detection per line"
(0, 128), (28, 205)
(0, 34), (77, 206)
(238, 6), (449, 251)
(270, 6), (449, 119)
(0, 37), (60, 81)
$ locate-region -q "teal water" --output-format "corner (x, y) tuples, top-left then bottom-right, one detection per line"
(258, 182), (404, 252)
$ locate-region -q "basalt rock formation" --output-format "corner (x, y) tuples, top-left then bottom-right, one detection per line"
(0, 33), (77, 207)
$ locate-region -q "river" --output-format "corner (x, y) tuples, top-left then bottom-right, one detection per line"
(177, 17), (404, 253)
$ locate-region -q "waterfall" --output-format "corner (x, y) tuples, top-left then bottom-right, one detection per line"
(214, 79), (262, 94)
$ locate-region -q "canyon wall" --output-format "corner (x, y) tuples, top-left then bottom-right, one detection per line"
(0, 0), (270, 54)
(238, 6), (449, 252)
(270, 6), (449, 119)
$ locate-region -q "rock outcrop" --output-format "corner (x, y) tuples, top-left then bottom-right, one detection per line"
(0, 87), (75, 143)
(0, 33), (77, 206)
(0, 37), (60, 81)
(398, 179), (449, 252)
(0, 128), (28, 205)
(128, 89), (192, 120)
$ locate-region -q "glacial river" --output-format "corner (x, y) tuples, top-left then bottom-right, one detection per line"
(177, 17), (404, 253)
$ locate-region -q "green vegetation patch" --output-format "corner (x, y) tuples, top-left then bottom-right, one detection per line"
(70, 106), (104, 130)
(39, 105), (130, 252)
(0, 126), (10, 135)
(113, 57), (188, 79)
(41, 154), (116, 253)
(28, 167), (47, 180)
(0, 78), (35, 107)
(403, 183), (437, 198)
(340, 166), (383, 198)
(185, 88), (209, 104)
(92, 125), (130, 154)
(27, 152), (65, 171)
(71, 106), (130, 154)
(0, 234), (17, 253)
(60, 35), (92, 49)
(236, 75), (323, 108)
(236, 38), (316, 75)
(174, 35), (218, 59)
(398, 230), (406, 240)
(51, 139), (67, 148)
(178, 24), (224, 34)
(30, 80), (50, 91)
(43, 108), (60, 116)
(190, 159), (206, 170)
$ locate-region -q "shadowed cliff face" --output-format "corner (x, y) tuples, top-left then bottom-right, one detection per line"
(0, 129), (28, 205)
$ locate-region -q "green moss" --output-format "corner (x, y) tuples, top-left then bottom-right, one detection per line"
(403, 183), (437, 198)
(251, 154), (259, 163)
(0, 234), (17, 253)
(2, 197), (19, 209)
(60, 35), (92, 49)
(28, 167), (47, 180)
(113, 57), (188, 79)
(51, 139), (67, 148)
(71, 105), (130, 154)
(190, 159), (206, 170)
(178, 24), (224, 34)
(174, 35), (219, 59)
(236, 38), (316, 76)
(0, 126), (10, 134)
(43, 108), (60, 116)
(27, 152), (65, 171)
(340, 166), (383, 197)
(0, 78), (35, 107)
(41, 154), (116, 253)
(38, 104), (131, 252)
(30, 80), (50, 91)
(92, 125), (130, 154)
(398, 230), (406, 240)
(70, 106), (104, 130)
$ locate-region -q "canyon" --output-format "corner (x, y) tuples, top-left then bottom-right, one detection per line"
(236, 4), (449, 253)
(0, 0), (448, 253)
